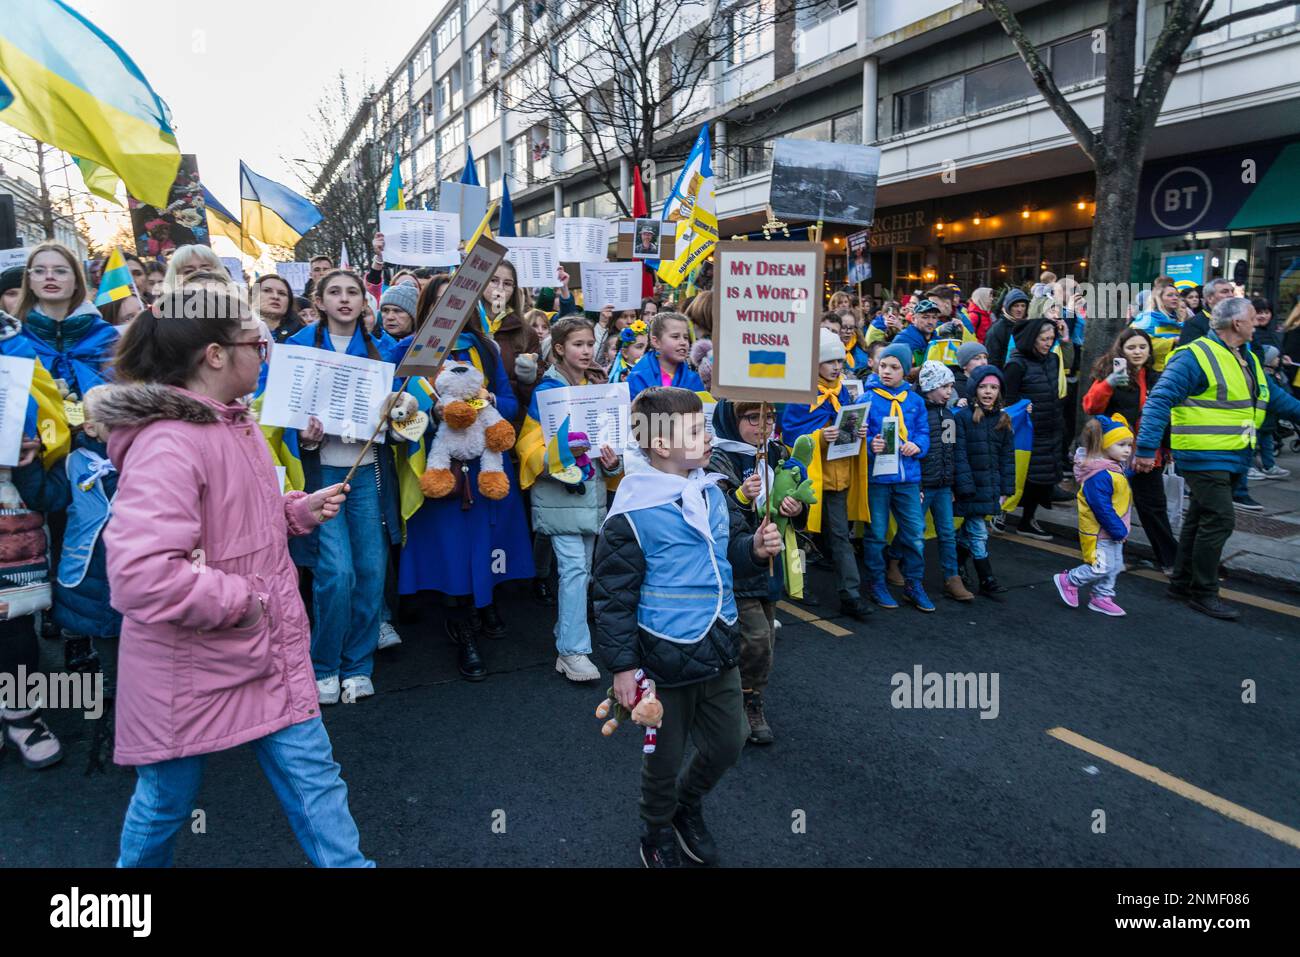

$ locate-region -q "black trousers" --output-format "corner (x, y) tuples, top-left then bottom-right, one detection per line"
(1129, 468), (1178, 569)
(1173, 470), (1236, 599)
(1018, 481), (1055, 525)
(0, 617), (40, 709)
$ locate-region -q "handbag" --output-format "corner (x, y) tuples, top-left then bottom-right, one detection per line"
(1162, 462), (1185, 532)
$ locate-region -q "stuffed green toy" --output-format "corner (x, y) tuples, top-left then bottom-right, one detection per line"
(766, 435), (817, 599)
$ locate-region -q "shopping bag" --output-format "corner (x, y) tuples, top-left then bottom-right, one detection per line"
(1163, 463), (1185, 532)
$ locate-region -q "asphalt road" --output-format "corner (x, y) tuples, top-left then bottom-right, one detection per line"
(2, 533), (1297, 868)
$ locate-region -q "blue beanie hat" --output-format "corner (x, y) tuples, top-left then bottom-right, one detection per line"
(380, 281), (419, 320)
(879, 342), (913, 374)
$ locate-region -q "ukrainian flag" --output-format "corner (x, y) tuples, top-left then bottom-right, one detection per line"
(385, 151), (405, 211)
(93, 248), (134, 306)
(0, 1), (180, 208)
(748, 350), (786, 379)
(240, 161), (322, 248)
(1000, 399), (1034, 511)
(204, 186), (258, 256)
(925, 338), (961, 366)
(546, 415), (577, 478)
(73, 156), (121, 206)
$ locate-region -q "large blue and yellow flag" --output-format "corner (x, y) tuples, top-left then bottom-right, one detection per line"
(1000, 399), (1034, 511)
(0, 1), (180, 208)
(73, 156), (121, 206)
(240, 161), (322, 248)
(94, 247), (135, 306)
(204, 185), (258, 256)
(925, 338), (962, 366)
(384, 151), (405, 211)
(657, 124), (718, 288)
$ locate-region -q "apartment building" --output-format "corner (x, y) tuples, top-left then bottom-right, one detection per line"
(313, 0), (1300, 313)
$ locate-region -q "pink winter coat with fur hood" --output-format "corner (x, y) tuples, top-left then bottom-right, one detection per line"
(93, 383), (322, 766)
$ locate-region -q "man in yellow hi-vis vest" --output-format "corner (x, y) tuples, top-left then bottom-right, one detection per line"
(1134, 297), (1300, 621)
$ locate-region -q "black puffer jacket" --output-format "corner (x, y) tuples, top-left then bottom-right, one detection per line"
(920, 399), (957, 488)
(954, 365), (1017, 516)
(592, 488), (762, 688)
(1003, 317), (1064, 485)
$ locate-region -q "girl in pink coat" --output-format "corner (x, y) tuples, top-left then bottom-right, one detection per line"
(94, 282), (371, 867)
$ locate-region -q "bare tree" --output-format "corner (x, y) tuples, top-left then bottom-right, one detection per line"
(0, 133), (91, 247)
(504, 0), (796, 215)
(980, 0), (1298, 372)
(286, 70), (396, 266)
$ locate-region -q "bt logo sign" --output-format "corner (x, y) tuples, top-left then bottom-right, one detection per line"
(1150, 166), (1213, 231)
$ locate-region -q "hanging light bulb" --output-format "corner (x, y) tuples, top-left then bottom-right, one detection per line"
(1021, 206), (1031, 220)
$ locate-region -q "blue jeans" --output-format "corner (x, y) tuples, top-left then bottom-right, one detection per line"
(117, 718), (372, 867)
(312, 465), (387, 680)
(922, 487), (958, 577)
(552, 533), (594, 656)
(864, 482), (925, 582)
(956, 514), (990, 559)
(1257, 430), (1277, 470)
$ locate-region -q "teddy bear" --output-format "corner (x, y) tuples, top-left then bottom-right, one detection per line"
(419, 361), (516, 501)
(594, 669), (663, 753)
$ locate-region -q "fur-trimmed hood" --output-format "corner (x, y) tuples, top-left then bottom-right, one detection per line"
(87, 383), (250, 469)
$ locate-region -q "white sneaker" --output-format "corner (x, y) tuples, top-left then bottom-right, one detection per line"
(1247, 467), (1268, 481)
(340, 675), (375, 703)
(316, 675), (340, 706)
(555, 653), (601, 682)
(773, 618), (782, 635)
(1262, 465), (1290, 479)
(377, 622), (402, 650)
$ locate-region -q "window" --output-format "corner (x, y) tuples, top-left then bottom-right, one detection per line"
(786, 110), (862, 145)
(1192, 0), (1299, 49)
(510, 134), (530, 184)
(466, 44), (483, 95)
(438, 118), (465, 157)
(1049, 33), (1101, 88)
(963, 56), (1036, 114)
(728, 0), (775, 66)
(522, 209), (555, 237)
(484, 31), (500, 83)
(468, 91), (498, 133)
(415, 138), (436, 175)
(412, 43), (432, 79)
(468, 0), (490, 17)
(436, 66), (463, 118)
(435, 11), (461, 53)
(507, 4), (526, 53)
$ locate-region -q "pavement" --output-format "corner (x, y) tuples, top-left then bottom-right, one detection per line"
(1029, 444), (1300, 593)
(2, 531), (1297, 869)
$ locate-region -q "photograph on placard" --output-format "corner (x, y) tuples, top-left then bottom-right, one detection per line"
(769, 138), (882, 227)
(847, 228), (872, 284)
(632, 218), (660, 259)
(826, 402), (867, 461)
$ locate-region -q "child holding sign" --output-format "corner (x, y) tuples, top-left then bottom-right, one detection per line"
(625, 313), (703, 399)
(284, 270), (406, 705)
(518, 316), (622, 683)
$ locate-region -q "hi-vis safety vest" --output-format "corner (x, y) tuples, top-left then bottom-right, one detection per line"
(1169, 338), (1269, 451)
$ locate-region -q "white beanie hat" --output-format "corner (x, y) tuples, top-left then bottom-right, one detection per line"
(918, 359), (955, 393)
(819, 327), (846, 363)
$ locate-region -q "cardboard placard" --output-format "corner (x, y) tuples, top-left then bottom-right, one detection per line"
(710, 241), (823, 404)
(615, 219), (676, 261)
(128, 154), (207, 257)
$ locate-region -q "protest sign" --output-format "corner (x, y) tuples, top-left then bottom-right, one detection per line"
(847, 228), (872, 284)
(769, 139), (881, 227)
(0, 354), (37, 467)
(711, 241), (823, 404)
(380, 210), (460, 267)
(128, 154), (207, 257)
(259, 343), (395, 442)
(275, 261), (311, 295)
(0, 247), (28, 270)
(873, 416), (901, 477)
(555, 217), (611, 263)
(395, 236), (507, 378)
(616, 219), (676, 261)
(826, 402), (868, 461)
(579, 261), (642, 311)
(536, 382), (631, 456)
(220, 257), (245, 285)
(438, 181), (489, 242)
(500, 237), (559, 289)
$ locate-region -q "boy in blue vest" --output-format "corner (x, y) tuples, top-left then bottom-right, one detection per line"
(593, 387), (783, 868)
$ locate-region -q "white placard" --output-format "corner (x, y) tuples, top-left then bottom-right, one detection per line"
(438, 181), (489, 241)
(259, 343), (395, 442)
(843, 376), (863, 401)
(0, 354), (36, 467)
(555, 217), (610, 263)
(221, 257), (245, 285)
(702, 401), (716, 437)
(536, 382), (631, 456)
(871, 415), (901, 477)
(0, 248), (28, 271)
(580, 261), (642, 312)
(380, 210), (460, 267)
(500, 237), (559, 289)
(826, 401), (868, 461)
(274, 261), (311, 295)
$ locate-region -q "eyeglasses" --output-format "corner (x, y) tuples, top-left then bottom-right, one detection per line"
(28, 267), (73, 279)
(229, 339), (270, 361)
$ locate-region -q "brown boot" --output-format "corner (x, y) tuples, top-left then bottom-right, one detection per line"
(744, 691), (774, 745)
(886, 558), (904, 586)
(944, 575), (974, 602)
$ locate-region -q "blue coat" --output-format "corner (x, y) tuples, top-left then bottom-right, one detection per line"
(892, 324), (930, 362)
(396, 334), (535, 605)
(860, 374), (929, 484)
(1135, 331), (1300, 474)
(625, 349), (704, 399)
(19, 303), (117, 396)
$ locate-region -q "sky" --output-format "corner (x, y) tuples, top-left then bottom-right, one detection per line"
(61, 0), (431, 240)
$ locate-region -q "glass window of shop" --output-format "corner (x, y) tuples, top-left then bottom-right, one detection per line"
(943, 228), (1092, 289)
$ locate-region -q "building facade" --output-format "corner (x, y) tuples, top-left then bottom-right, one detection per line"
(312, 0), (1300, 314)
(0, 168), (89, 259)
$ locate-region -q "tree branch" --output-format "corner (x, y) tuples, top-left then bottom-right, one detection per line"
(979, 0), (1098, 163)
(1197, 0), (1297, 35)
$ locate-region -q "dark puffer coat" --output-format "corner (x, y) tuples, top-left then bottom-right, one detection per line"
(954, 365), (1018, 517)
(1002, 317), (1064, 485)
(919, 399), (957, 489)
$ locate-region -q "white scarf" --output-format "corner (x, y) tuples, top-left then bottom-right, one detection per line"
(606, 449), (724, 544)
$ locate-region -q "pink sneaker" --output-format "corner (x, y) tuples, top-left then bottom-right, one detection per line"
(1088, 596), (1126, 617)
(1053, 572), (1079, 608)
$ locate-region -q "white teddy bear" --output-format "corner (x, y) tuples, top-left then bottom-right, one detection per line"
(420, 360), (516, 501)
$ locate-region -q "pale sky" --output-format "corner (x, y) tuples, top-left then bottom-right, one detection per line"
(70, 0), (431, 215)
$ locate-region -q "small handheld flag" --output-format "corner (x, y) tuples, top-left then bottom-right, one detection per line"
(385, 151), (406, 211)
(240, 161), (323, 248)
(546, 414), (583, 485)
(93, 248), (135, 306)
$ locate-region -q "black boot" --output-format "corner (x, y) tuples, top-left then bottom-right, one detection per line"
(956, 545), (973, 588)
(478, 603), (507, 639)
(974, 557), (1007, 598)
(671, 800), (718, 865)
(63, 635), (99, 673)
(446, 616), (487, 681)
(532, 577), (556, 606)
(639, 823), (681, 868)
